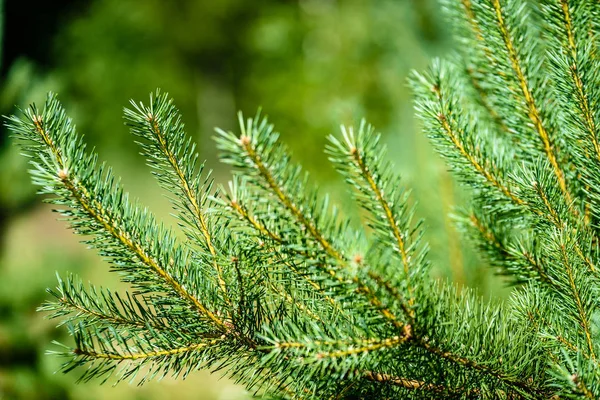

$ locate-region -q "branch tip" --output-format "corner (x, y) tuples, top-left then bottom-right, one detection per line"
(240, 135), (251, 146)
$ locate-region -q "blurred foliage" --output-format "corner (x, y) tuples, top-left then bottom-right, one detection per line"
(0, 0), (506, 399)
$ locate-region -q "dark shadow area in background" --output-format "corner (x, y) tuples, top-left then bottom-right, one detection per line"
(2, 0), (88, 75)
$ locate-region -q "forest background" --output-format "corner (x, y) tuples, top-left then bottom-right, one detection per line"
(0, 1), (497, 399)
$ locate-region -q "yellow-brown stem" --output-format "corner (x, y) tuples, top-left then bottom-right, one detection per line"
(534, 183), (596, 274)
(146, 114), (231, 309)
(241, 139), (345, 262)
(417, 338), (542, 396)
(559, 242), (596, 360)
(74, 340), (216, 360)
(468, 213), (551, 284)
(362, 371), (444, 392)
(349, 146), (417, 320)
(350, 149), (411, 277)
(491, 0), (572, 205)
(231, 198), (346, 308)
(277, 326), (412, 358)
(240, 138), (404, 328)
(559, 0), (600, 176)
(315, 329), (411, 359)
(436, 111), (524, 206)
(33, 116), (228, 333)
(573, 375), (595, 399)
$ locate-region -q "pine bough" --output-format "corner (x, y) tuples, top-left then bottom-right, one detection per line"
(7, 0), (600, 398)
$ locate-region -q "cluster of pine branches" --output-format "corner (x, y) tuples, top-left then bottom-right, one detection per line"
(7, 0), (600, 398)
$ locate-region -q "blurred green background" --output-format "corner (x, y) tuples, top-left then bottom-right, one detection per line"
(0, 1), (503, 399)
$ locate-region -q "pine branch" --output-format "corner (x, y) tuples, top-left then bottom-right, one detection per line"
(11, 2), (600, 393)
(60, 326), (224, 384)
(542, 0), (600, 236)
(6, 93), (556, 398)
(448, 0), (576, 207)
(125, 93), (232, 309)
(327, 122), (429, 322)
(40, 273), (172, 333)
(489, 0), (570, 201)
(412, 60), (524, 210)
(7, 96), (227, 332)
(414, 60), (599, 287)
(222, 176), (339, 309)
(216, 115), (407, 330)
(457, 209), (552, 285)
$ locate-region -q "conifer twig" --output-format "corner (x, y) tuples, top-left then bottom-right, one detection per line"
(234, 128), (405, 329)
(143, 110), (231, 309)
(31, 114), (228, 332)
(490, 0), (573, 204)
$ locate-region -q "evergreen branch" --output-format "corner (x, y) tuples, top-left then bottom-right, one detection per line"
(217, 116), (405, 330)
(512, 167), (599, 361)
(452, 0), (531, 139)
(60, 174), (226, 328)
(365, 272), (414, 325)
(533, 180), (595, 274)
(460, 211), (552, 285)
(415, 63), (598, 289)
(74, 340), (215, 361)
(272, 282), (546, 398)
(222, 180), (352, 319)
(412, 63), (524, 208)
(443, 0), (522, 131)
(343, 127), (412, 273)
(463, 65), (511, 135)
(147, 113), (229, 305)
(237, 133), (343, 262)
(414, 282), (550, 398)
(446, 0), (588, 222)
(267, 328), (461, 394)
(349, 140), (411, 278)
(558, 0), (600, 161)
(438, 110), (521, 205)
(62, 173), (231, 330)
(515, 163), (598, 275)
(489, 0), (572, 205)
(510, 284), (597, 380)
(273, 328), (412, 359)
(8, 95), (227, 334)
(217, 109), (549, 397)
(415, 336), (542, 397)
(452, 0), (505, 74)
(40, 273), (169, 332)
(460, 0), (485, 45)
(58, 325), (226, 384)
(542, 0), (600, 235)
(523, 312), (562, 365)
(558, 239), (596, 360)
(226, 214), (370, 336)
(125, 93), (231, 309)
(229, 195), (283, 243)
(267, 284), (323, 323)
(225, 181), (342, 306)
(315, 337), (408, 360)
(546, 0), (600, 163)
(549, 337), (600, 399)
(13, 7), (600, 390)
(327, 122), (427, 322)
(455, 0), (522, 137)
